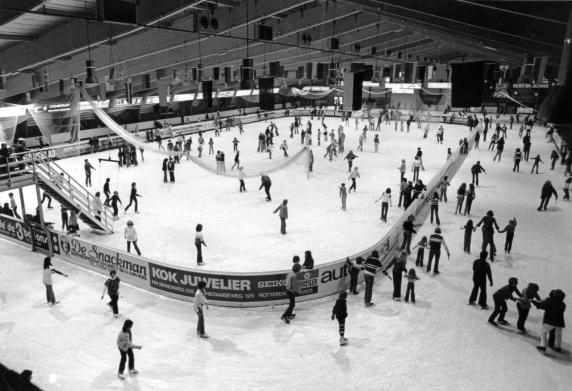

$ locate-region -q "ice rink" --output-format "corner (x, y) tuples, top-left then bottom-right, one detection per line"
(1, 116), (571, 390)
(4, 116), (466, 272)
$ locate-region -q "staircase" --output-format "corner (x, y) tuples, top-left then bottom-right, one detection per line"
(31, 159), (114, 233)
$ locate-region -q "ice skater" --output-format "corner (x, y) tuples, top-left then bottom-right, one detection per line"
(426, 227), (450, 275)
(339, 183), (347, 211)
(42, 257), (68, 305)
(103, 178), (111, 206)
(469, 250), (493, 309)
(538, 180), (558, 211)
(363, 250), (385, 307)
(259, 173), (272, 201)
(280, 140), (289, 158)
(438, 176), (450, 202)
(273, 199), (288, 234)
(167, 157), (175, 182)
(162, 158), (168, 183)
(464, 184), (476, 215)
(412, 236), (428, 267)
(124, 221), (141, 256)
(455, 183), (467, 215)
(375, 188), (392, 222)
(110, 191), (122, 220)
(344, 151), (358, 172)
(461, 219), (474, 253)
(116, 319), (142, 379)
(383, 250), (408, 301)
(124, 182), (141, 214)
(498, 217), (517, 254)
(488, 277), (521, 326)
(194, 281), (209, 338)
(8, 193), (20, 219)
(476, 210), (499, 261)
(331, 292), (349, 345)
(404, 269), (419, 303)
(348, 167), (360, 193)
(195, 224), (207, 266)
(345, 257), (363, 294)
(60, 205), (68, 232)
(513, 148), (522, 172)
(471, 161), (486, 186)
(426, 191), (440, 225)
(516, 283), (540, 333)
(398, 159), (406, 181)
(533, 289), (566, 352)
(238, 166), (246, 192)
(400, 215), (417, 254)
(281, 263), (301, 324)
(530, 155), (543, 174)
(101, 270), (121, 318)
(84, 159), (96, 187)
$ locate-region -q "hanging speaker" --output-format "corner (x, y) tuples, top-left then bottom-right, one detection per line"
(202, 80), (213, 109)
(85, 60), (98, 85)
(125, 80), (133, 104)
(192, 68), (197, 81)
(224, 67), (231, 83)
(213, 67), (220, 80)
(0, 67), (5, 90)
(59, 79), (64, 94)
(307, 63), (313, 79)
(269, 61), (280, 77)
(330, 38), (339, 50)
(259, 77), (274, 110)
(343, 71), (363, 111)
(258, 25), (273, 41)
(142, 74), (151, 89)
(297, 66), (304, 79)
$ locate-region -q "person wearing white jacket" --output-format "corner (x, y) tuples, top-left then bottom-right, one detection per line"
(194, 281), (209, 338)
(124, 221), (141, 255)
(375, 188), (392, 222)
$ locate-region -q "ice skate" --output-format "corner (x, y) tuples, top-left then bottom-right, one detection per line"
(199, 333), (209, 338)
(129, 369), (139, 375)
(280, 316), (290, 324)
(118, 373), (126, 380)
(340, 337), (348, 346)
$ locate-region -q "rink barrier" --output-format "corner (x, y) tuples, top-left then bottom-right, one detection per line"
(0, 120), (475, 307)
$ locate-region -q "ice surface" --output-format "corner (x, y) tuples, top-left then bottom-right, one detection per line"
(1, 116), (571, 391)
(3, 117), (465, 272)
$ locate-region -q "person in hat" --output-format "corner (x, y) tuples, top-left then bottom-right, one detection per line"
(124, 221), (141, 255)
(194, 281), (209, 338)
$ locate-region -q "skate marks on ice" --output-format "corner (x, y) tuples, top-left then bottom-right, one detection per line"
(91, 369), (141, 391)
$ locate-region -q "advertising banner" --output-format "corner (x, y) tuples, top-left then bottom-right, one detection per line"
(0, 215), (31, 245)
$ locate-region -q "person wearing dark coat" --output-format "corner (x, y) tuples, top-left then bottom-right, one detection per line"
(471, 161), (486, 186)
(403, 181), (413, 209)
(538, 180), (558, 211)
(516, 283), (540, 333)
(161, 158), (168, 183)
(331, 291), (349, 345)
(488, 277), (521, 326)
(383, 251), (408, 300)
(469, 250), (493, 309)
(167, 157), (175, 182)
(550, 150), (559, 170)
(259, 173), (272, 201)
(400, 215), (417, 254)
(476, 210), (499, 261)
(492, 137), (505, 162)
(534, 289), (566, 352)
(1, 203), (14, 217)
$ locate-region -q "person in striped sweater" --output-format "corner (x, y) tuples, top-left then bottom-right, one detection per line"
(426, 227), (450, 275)
(363, 250), (388, 307)
(426, 191), (441, 225)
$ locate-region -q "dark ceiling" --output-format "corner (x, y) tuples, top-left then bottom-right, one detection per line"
(0, 0), (569, 101)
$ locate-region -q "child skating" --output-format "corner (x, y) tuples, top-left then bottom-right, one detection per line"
(412, 236), (428, 267)
(461, 219), (474, 253)
(331, 291), (349, 345)
(498, 217), (517, 254)
(404, 269), (419, 303)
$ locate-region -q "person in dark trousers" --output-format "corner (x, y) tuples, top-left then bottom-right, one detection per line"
(124, 182), (141, 213)
(438, 176), (450, 202)
(124, 220), (141, 256)
(516, 283), (540, 333)
(344, 151), (358, 172)
(375, 188), (392, 222)
(162, 158), (168, 183)
(400, 215), (417, 254)
(259, 173), (272, 201)
(363, 250), (385, 307)
(238, 166), (246, 192)
(426, 191), (440, 225)
(331, 291), (349, 345)
(471, 161), (486, 186)
(41, 191), (53, 209)
(461, 219), (474, 253)
(101, 270), (121, 318)
(412, 236), (428, 267)
(345, 256), (363, 295)
(513, 148), (522, 172)
(195, 224), (207, 266)
(167, 157), (175, 182)
(403, 181), (413, 209)
(42, 257), (68, 305)
(464, 183), (476, 215)
(498, 217), (517, 254)
(273, 199), (289, 234)
(404, 268), (419, 303)
(476, 210), (499, 261)
(488, 277), (521, 326)
(493, 137), (505, 162)
(538, 180), (558, 211)
(469, 251), (493, 309)
(427, 227), (450, 274)
(110, 191), (122, 220)
(281, 263), (301, 324)
(523, 134), (532, 161)
(103, 178), (111, 206)
(8, 193), (20, 219)
(550, 150), (559, 170)
(116, 319), (142, 380)
(194, 281), (209, 338)
(383, 250), (408, 300)
(530, 155), (543, 174)
(533, 289), (566, 352)
(398, 177), (407, 208)
(348, 167), (360, 193)
(61, 205), (69, 232)
(84, 159), (96, 187)
(231, 151), (240, 170)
